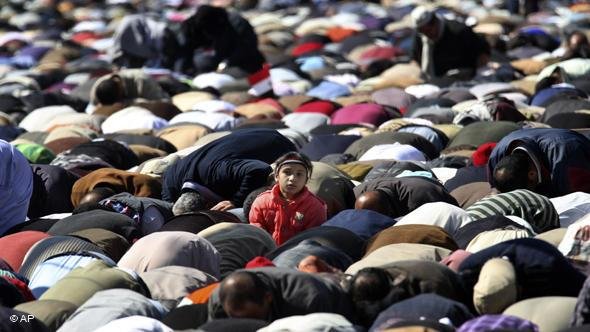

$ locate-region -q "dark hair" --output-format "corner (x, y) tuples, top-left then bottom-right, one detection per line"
(274, 152), (313, 178)
(493, 152), (531, 192)
(220, 271), (269, 306)
(243, 186), (271, 219)
(566, 30), (589, 47)
(350, 267), (392, 302)
(349, 267), (410, 326)
(535, 76), (559, 94)
(95, 76), (124, 105)
(563, 31), (590, 60)
(73, 202), (114, 214)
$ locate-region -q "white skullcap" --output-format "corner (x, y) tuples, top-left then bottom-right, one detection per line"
(411, 6), (435, 28)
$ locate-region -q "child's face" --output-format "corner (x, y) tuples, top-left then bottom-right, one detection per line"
(275, 163), (308, 199)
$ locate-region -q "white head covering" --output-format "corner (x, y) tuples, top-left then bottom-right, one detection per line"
(282, 113), (330, 136)
(395, 202), (471, 234)
(101, 106), (169, 134)
(191, 100), (236, 114)
(93, 316), (172, 332)
(358, 143), (426, 162)
(466, 229), (533, 253)
(19, 106), (77, 132)
(405, 84), (440, 98)
(258, 313), (357, 332)
(410, 6), (435, 28)
(192, 72), (236, 90)
(169, 111), (240, 131)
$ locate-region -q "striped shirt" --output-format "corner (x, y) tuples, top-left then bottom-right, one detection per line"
(466, 189), (559, 234)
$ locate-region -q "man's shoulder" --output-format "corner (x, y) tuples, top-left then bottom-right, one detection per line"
(445, 19), (471, 33)
(253, 188), (276, 203)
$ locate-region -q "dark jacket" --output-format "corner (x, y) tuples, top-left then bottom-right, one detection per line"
(354, 176), (458, 218)
(412, 19), (489, 77)
(322, 209), (396, 240)
(161, 129), (296, 204)
(28, 164), (79, 218)
(459, 238), (585, 300)
(208, 267), (353, 321)
(180, 6), (265, 74)
(266, 226), (366, 262)
(488, 128), (590, 197)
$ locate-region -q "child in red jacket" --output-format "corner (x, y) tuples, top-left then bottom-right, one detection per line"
(249, 152), (327, 245)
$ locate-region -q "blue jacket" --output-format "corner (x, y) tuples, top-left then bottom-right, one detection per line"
(488, 128), (590, 197)
(459, 238), (585, 300)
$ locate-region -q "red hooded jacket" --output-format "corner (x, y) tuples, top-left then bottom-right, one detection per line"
(249, 184), (327, 245)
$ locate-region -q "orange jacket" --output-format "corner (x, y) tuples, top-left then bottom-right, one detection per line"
(249, 184), (327, 245)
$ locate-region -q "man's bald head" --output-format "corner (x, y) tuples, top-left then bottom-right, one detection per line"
(355, 190), (394, 217)
(219, 271), (272, 320)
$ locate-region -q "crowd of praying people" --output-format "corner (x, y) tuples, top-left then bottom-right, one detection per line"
(1, 0), (590, 331)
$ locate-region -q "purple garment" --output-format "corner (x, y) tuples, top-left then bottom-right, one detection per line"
(360, 16), (382, 30)
(45, 82), (77, 94)
(458, 315), (538, 332)
(0, 140), (33, 236)
(331, 103), (391, 126)
(17, 46), (51, 60)
(371, 87), (416, 112)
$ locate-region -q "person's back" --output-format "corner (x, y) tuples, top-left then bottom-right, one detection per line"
(209, 268), (353, 321)
(432, 20), (489, 77)
(180, 5), (271, 96)
(354, 176), (458, 218)
(162, 129), (296, 202)
(110, 15), (167, 68)
(411, 7), (489, 78)
(350, 262), (468, 325)
(89, 69), (169, 109)
(459, 238), (585, 300)
(488, 128), (590, 197)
